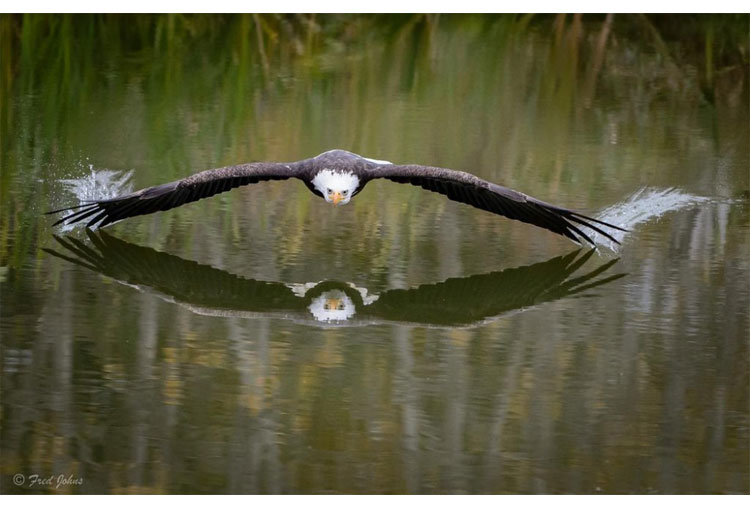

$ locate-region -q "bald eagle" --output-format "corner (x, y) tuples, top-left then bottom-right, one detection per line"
(48, 149), (625, 245)
(45, 231), (624, 327)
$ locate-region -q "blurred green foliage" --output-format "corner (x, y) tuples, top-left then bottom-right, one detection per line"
(1, 14), (747, 143)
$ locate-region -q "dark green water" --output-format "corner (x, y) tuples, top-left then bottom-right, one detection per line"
(1, 15), (748, 493)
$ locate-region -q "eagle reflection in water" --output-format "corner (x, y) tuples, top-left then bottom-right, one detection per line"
(45, 231), (625, 327)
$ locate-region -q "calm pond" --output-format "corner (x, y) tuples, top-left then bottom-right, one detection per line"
(1, 15), (748, 493)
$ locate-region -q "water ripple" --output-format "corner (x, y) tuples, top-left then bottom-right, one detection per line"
(594, 187), (711, 250)
(56, 166), (134, 231)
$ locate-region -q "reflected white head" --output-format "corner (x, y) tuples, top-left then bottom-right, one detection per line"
(308, 290), (356, 322)
(311, 169), (359, 206)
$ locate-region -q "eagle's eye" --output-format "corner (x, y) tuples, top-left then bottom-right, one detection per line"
(337, 303), (345, 310)
(326, 188), (332, 195)
(324, 304), (330, 310)
(342, 190), (349, 196)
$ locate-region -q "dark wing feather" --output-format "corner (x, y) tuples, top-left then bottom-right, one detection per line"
(47, 162), (302, 228)
(362, 249), (625, 326)
(369, 164), (626, 245)
(43, 231), (308, 315)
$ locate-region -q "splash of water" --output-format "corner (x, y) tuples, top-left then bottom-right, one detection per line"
(56, 165), (134, 231)
(593, 187), (710, 251)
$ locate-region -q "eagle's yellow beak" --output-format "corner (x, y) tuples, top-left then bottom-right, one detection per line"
(324, 298), (341, 310)
(331, 192), (343, 205)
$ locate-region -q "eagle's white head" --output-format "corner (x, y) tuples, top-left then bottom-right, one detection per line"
(308, 290), (356, 322)
(311, 169), (359, 206)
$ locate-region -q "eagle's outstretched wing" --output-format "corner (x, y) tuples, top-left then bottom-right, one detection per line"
(43, 231), (308, 316)
(368, 164), (626, 245)
(362, 249), (624, 326)
(47, 161), (304, 228)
